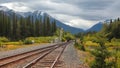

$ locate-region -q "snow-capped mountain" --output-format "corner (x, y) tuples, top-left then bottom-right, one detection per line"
(0, 6), (84, 34)
(0, 6), (11, 11)
(17, 12), (31, 17)
(0, 6), (23, 18)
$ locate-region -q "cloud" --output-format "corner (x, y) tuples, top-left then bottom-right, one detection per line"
(0, 2), (31, 12)
(0, 0), (120, 29)
(68, 19), (97, 30)
(50, 13), (97, 30)
(78, 0), (114, 10)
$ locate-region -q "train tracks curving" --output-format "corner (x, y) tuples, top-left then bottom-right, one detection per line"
(0, 42), (71, 68)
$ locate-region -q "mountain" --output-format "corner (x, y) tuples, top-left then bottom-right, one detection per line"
(0, 6), (84, 34)
(0, 6), (23, 18)
(55, 20), (84, 33)
(86, 22), (103, 32)
(0, 6), (11, 11)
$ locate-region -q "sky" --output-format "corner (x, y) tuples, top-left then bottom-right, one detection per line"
(0, 0), (120, 30)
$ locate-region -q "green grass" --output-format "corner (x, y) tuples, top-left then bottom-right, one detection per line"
(84, 40), (120, 49)
(117, 51), (120, 68)
(24, 36), (56, 43)
(84, 41), (99, 46)
(2, 42), (23, 45)
(81, 38), (120, 68)
(0, 36), (56, 51)
(105, 41), (120, 46)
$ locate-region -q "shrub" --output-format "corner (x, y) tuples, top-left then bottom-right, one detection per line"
(0, 37), (9, 42)
(90, 41), (114, 68)
(84, 41), (99, 46)
(74, 42), (85, 51)
(23, 39), (33, 44)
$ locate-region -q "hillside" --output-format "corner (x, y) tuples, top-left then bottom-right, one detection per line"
(86, 22), (103, 32)
(0, 6), (84, 34)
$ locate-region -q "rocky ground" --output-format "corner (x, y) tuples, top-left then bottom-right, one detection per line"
(62, 42), (89, 68)
(0, 43), (56, 59)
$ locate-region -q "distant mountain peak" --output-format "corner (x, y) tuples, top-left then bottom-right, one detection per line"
(33, 10), (47, 16)
(0, 6), (11, 11)
(86, 22), (103, 32)
(17, 12), (32, 17)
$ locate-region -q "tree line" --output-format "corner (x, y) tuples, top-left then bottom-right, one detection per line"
(0, 11), (57, 41)
(100, 18), (120, 41)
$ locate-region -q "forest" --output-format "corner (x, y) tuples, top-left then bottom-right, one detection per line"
(100, 18), (120, 40)
(0, 11), (57, 41)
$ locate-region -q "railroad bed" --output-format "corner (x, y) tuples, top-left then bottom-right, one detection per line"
(0, 43), (57, 59)
(0, 42), (72, 68)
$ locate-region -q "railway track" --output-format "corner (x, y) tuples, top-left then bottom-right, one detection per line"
(0, 42), (70, 68)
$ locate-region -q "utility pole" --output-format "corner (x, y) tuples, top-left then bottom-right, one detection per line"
(59, 28), (63, 42)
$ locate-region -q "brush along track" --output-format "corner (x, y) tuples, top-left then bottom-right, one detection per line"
(0, 42), (69, 68)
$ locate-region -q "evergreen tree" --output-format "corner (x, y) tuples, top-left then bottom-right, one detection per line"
(0, 11), (57, 40)
(43, 15), (47, 36)
(12, 13), (17, 40)
(46, 16), (51, 36)
(100, 18), (120, 41)
(90, 35), (114, 68)
(51, 20), (57, 35)
(39, 17), (43, 36)
(15, 20), (21, 40)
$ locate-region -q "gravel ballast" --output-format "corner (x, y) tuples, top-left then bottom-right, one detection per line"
(62, 42), (83, 68)
(0, 43), (56, 59)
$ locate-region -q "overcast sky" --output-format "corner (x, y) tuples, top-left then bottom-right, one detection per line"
(0, 0), (120, 30)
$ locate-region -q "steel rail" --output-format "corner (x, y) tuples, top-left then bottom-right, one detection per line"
(0, 43), (65, 67)
(0, 46), (59, 67)
(50, 43), (68, 68)
(23, 42), (69, 68)
(22, 44), (62, 68)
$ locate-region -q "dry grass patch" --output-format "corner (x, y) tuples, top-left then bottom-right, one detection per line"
(77, 50), (94, 67)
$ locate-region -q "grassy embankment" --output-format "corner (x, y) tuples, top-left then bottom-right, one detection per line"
(0, 36), (56, 51)
(75, 35), (120, 68)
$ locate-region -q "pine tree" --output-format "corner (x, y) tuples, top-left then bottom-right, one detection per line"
(39, 17), (43, 36)
(90, 35), (113, 68)
(46, 16), (51, 36)
(51, 20), (57, 35)
(117, 18), (120, 21)
(35, 19), (40, 36)
(16, 20), (21, 40)
(100, 18), (120, 40)
(43, 15), (47, 36)
(0, 11), (58, 40)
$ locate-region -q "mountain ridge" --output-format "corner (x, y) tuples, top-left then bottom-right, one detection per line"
(0, 6), (105, 33)
(86, 22), (103, 32)
(0, 6), (84, 34)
